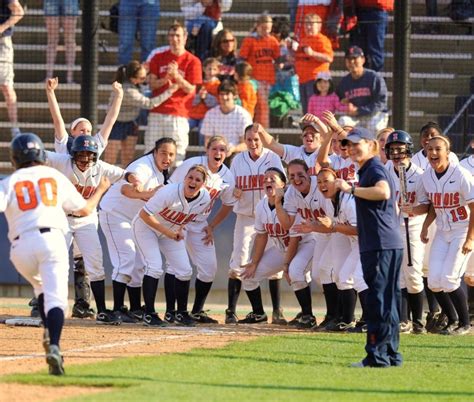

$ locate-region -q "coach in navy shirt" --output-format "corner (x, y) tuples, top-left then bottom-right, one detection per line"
(336, 127), (404, 368)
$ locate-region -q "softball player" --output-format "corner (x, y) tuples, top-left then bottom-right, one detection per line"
(132, 165), (212, 327)
(240, 168), (315, 324)
(227, 125), (287, 325)
(257, 119), (322, 176)
(1, 134), (110, 375)
(45, 135), (140, 325)
(294, 168), (368, 331)
(168, 136), (237, 324)
(417, 136), (473, 335)
(385, 131), (427, 334)
(99, 138), (177, 326)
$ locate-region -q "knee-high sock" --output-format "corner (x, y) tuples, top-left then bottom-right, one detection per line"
(90, 280), (106, 313)
(246, 287), (265, 315)
(358, 289), (368, 321)
(192, 278), (213, 314)
(424, 277), (440, 314)
(112, 280), (127, 311)
(294, 286), (313, 316)
(401, 288), (409, 322)
(127, 286), (141, 311)
(269, 278), (281, 311)
(227, 278), (242, 313)
(341, 288), (357, 324)
(47, 307), (64, 347)
(322, 283), (339, 319)
(407, 291), (424, 325)
(142, 275), (158, 314)
(448, 287), (470, 326)
(468, 285), (474, 316)
(164, 273), (176, 313)
(37, 293), (48, 327)
(175, 278), (190, 313)
(433, 291), (458, 323)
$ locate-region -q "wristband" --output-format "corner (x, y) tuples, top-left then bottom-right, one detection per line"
(124, 172), (132, 183)
(350, 182), (356, 196)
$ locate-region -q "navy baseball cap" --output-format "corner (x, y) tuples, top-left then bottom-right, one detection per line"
(341, 127), (375, 146)
(345, 45), (364, 58)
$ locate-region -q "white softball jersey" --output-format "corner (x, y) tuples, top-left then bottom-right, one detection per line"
(329, 154), (358, 183)
(282, 144), (319, 176)
(412, 149), (459, 171)
(231, 149), (284, 217)
(54, 131), (107, 157)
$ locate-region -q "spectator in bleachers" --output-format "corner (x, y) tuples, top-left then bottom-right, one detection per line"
(239, 14), (281, 128)
(0, 0), (24, 137)
(188, 57), (221, 140)
(234, 62), (257, 118)
(118, 0), (160, 65)
(294, 13), (333, 114)
(211, 28), (237, 81)
(103, 61), (178, 167)
(349, 0), (393, 72)
(44, 0), (78, 84)
(146, 22), (202, 165)
(201, 80), (253, 156)
(307, 71), (346, 119)
(293, 0), (331, 40)
(336, 46), (388, 133)
(180, 0), (233, 62)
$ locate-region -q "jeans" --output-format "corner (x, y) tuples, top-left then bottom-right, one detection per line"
(118, 0), (160, 65)
(350, 8), (388, 72)
(186, 16), (218, 62)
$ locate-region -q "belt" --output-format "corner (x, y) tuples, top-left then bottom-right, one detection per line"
(67, 214), (84, 218)
(13, 227), (51, 241)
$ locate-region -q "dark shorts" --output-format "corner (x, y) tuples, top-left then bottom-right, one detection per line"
(109, 121), (138, 141)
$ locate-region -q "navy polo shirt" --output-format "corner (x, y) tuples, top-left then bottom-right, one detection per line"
(356, 157), (403, 253)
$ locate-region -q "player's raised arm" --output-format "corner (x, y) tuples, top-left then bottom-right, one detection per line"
(255, 123), (284, 157)
(45, 78), (68, 143)
(99, 81), (124, 143)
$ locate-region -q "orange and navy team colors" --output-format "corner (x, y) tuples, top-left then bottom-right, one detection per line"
(295, 33), (333, 84)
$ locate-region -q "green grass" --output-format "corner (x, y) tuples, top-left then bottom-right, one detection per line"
(3, 333), (474, 401)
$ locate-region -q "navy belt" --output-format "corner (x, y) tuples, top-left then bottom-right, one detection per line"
(13, 227), (51, 241)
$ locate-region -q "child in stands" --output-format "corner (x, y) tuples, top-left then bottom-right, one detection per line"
(234, 62), (257, 118)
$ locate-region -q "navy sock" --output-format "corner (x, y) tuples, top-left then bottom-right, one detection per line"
(164, 273), (176, 313)
(424, 277), (440, 313)
(401, 288), (409, 322)
(268, 279), (281, 311)
(341, 289), (357, 324)
(112, 280), (127, 311)
(246, 287), (264, 315)
(192, 278), (212, 314)
(294, 286), (313, 316)
(433, 291), (458, 323)
(408, 291), (424, 324)
(358, 289), (368, 321)
(142, 275), (158, 314)
(175, 278), (190, 313)
(468, 285), (474, 315)
(322, 283), (339, 319)
(47, 307), (64, 347)
(37, 293), (48, 327)
(448, 287), (470, 326)
(127, 286), (141, 311)
(227, 278), (241, 313)
(90, 280), (106, 313)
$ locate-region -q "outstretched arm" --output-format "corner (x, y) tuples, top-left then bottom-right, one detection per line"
(45, 78), (68, 142)
(100, 81), (124, 142)
(255, 123), (284, 157)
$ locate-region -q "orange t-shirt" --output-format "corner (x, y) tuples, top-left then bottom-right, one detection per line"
(237, 80), (257, 118)
(294, 33), (333, 84)
(189, 79), (221, 120)
(239, 35), (280, 85)
(148, 49), (202, 117)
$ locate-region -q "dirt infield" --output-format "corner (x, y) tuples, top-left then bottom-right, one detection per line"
(0, 298), (301, 401)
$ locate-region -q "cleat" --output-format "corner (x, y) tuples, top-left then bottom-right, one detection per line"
(164, 310), (176, 324)
(190, 311), (218, 324)
(399, 321), (413, 333)
(271, 308), (287, 325)
(326, 321), (356, 332)
(114, 306), (139, 324)
(347, 322), (368, 333)
(143, 313), (168, 327)
(175, 312), (197, 327)
(441, 324), (470, 336)
(130, 308), (144, 321)
(296, 314), (317, 329)
(412, 321), (426, 334)
(288, 312), (303, 326)
(314, 315), (338, 332)
(29, 297), (40, 318)
(425, 310), (441, 332)
(225, 309), (238, 324)
(96, 309), (121, 325)
(46, 345), (65, 376)
(238, 312), (268, 324)
(72, 301), (95, 319)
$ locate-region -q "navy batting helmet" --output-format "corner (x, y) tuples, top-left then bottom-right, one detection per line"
(384, 130), (414, 160)
(70, 135), (98, 168)
(11, 133), (47, 168)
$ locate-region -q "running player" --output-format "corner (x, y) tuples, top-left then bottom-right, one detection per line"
(240, 168), (315, 324)
(1, 133), (110, 375)
(99, 138), (177, 326)
(132, 165), (212, 326)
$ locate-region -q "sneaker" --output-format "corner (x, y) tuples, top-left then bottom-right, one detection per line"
(72, 301), (95, 319)
(326, 321), (356, 332)
(225, 309), (238, 324)
(114, 306), (139, 324)
(296, 314), (317, 329)
(238, 312), (268, 324)
(288, 312), (303, 326)
(46, 345), (65, 376)
(400, 321), (413, 333)
(164, 310), (176, 324)
(314, 315), (338, 332)
(29, 297), (40, 318)
(412, 321), (427, 334)
(96, 309), (121, 325)
(190, 311), (218, 324)
(441, 324), (470, 336)
(271, 308), (287, 325)
(143, 313), (168, 327)
(175, 311), (197, 327)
